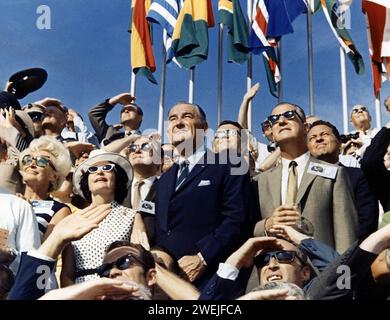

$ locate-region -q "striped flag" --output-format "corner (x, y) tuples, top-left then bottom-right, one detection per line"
(319, 0), (364, 75)
(363, 0), (390, 97)
(250, 0), (281, 98)
(146, 0), (183, 67)
(131, 0), (157, 84)
(171, 0), (215, 69)
(218, 0), (249, 64)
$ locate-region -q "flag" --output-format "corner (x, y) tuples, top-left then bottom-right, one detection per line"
(319, 0), (364, 75)
(171, 0), (215, 69)
(250, 0), (281, 98)
(264, 0), (308, 38)
(131, 0), (157, 84)
(146, 0), (182, 67)
(363, 0), (390, 97)
(218, 0), (249, 64)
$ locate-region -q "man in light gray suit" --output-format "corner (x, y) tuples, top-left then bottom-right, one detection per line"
(254, 102), (358, 253)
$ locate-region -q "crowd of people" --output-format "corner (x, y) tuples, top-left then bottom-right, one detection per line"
(0, 68), (390, 300)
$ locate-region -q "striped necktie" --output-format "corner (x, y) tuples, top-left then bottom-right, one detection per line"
(176, 161), (189, 190)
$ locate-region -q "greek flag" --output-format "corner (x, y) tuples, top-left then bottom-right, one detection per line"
(147, 0), (183, 67)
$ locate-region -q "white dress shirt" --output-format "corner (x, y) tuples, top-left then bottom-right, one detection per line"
(281, 151), (311, 205)
(177, 146), (206, 179)
(130, 176), (157, 207)
(0, 190), (41, 275)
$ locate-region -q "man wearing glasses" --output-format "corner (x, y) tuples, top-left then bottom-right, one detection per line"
(348, 104), (380, 160)
(254, 102), (358, 254)
(122, 135), (161, 245)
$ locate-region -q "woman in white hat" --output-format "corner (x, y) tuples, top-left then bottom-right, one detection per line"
(61, 150), (144, 285)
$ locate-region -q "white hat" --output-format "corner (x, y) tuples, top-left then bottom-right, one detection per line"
(73, 150), (132, 199)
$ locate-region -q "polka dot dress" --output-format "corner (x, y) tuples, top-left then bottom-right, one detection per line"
(71, 202), (135, 283)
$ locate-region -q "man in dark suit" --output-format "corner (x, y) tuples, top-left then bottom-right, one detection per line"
(307, 120), (379, 240)
(122, 134), (161, 245)
(88, 92), (143, 145)
(155, 102), (252, 290)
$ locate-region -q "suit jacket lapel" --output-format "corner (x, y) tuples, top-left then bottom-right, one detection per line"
(296, 156), (317, 204)
(145, 179), (157, 202)
(174, 153), (208, 195)
(268, 164), (282, 208)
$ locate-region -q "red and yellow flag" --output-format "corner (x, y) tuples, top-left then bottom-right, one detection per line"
(131, 0), (157, 84)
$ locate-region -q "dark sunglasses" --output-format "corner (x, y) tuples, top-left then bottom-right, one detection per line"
(351, 106), (367, 113)
(267, 110), (303, 126)
(27, 111), (43, 122)
(254, 250), (304, 268)
(87, 163), (115, 174)
(21, 155), (55, 170)
(97, 254), (145, 278)
(129, 142), (152, 153)
(261, 120), (271, 132)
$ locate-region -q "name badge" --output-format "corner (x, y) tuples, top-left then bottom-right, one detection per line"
(31, 200), (55, 214)
(140, 200), (155, 215)
(307, 162), (338, 180)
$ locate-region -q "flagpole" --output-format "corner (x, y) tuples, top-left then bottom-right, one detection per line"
(130, 71), (137, 96)
(277, 39), (283, 102)
(307, 3), (315, 116)
(247, 0), (253, 131)
(340, 47), (349, 134)
(375, 93), (382, 129)
(217, 23), (223, 125)
(189, 68), (195, 103)
(158, 30), (168, 138)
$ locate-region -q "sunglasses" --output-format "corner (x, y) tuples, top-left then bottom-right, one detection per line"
(351, 106), (367, 113)
(129, 142), (152, 153)
(267, 110), (303, 126)
(215, 129), (239, 139)
(97, 254), (145, 278)
(261, 120), (271, 132)
(254, 250), (304, 268)
(87, 163), (115, 174)
(27, 111), (43, 122)
(21, 155), (55, 170)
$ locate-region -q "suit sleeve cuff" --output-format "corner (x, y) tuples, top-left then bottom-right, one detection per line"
(28, 249), (56, 262)
(216, 263), (239, 281)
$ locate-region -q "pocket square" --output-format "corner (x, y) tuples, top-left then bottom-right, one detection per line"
(198, 180), (211, 186)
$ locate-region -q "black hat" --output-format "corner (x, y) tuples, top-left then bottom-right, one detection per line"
(7, 68), (48, 99)
(0, 91), (21, 110)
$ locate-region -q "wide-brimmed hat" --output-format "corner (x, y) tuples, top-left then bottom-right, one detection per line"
(8, 68), (48, 99)
(73, 150), (133, 199)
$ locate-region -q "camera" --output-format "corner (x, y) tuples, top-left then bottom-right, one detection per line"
(340, 132), (360, 144)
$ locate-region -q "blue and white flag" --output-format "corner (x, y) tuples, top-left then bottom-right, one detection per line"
(147, 0), (183, 67)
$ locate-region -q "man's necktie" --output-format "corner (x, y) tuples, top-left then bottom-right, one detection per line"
(176, 161), (189, 190)
(133, 180), (144, 211)
(285, 161), (298, 206)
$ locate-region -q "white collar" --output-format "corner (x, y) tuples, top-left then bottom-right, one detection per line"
(132, 176), (156, 187)
(281, 151), (310, 169)
(179, 146), (206, 166)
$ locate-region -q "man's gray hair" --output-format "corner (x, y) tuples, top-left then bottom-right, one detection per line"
(253, 281), (307, 300)
(172, 101), (207, 124)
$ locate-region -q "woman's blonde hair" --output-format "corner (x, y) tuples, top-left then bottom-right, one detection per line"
(19, 136), (72, 191)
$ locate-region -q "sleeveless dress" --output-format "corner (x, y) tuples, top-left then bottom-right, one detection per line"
(71, 201), (136, 283)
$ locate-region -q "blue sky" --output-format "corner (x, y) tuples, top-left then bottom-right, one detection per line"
(0, 0), (389, 144)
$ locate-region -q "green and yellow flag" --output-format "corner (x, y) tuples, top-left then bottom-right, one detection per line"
(171, 0), (215, 69)
(131, 0), (157, 84)
(218, 0), (249, 64)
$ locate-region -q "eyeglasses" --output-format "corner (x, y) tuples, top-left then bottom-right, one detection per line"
(267, 110), (303, 126)
(21, 155), (55, 170)
(27, 112), (43, 122)
(128, 142), (152, 153)
(215, 129), (239, 139)
(87, 163), (116, 174)
(97, 254), (146, 278)
(254, 250), (304, 268)
(351, 106), (367, 113)
(261, 120), (271, 132)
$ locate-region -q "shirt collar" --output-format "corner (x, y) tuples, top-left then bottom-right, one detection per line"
(178, 145), (206, 166)
(281, 151), (310, 169)
(132, 176), (156, 187)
